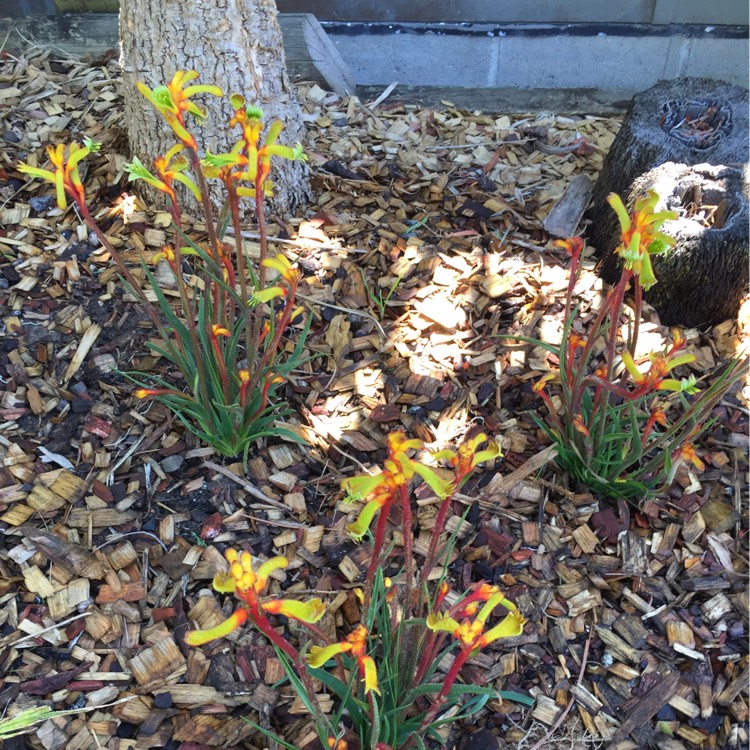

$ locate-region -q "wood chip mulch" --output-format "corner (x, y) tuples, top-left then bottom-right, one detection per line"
(0, 46), (748, 750)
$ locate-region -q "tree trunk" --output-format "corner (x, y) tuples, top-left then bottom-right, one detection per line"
(598, 163), (749, 327)
(118, 0), (310, 217)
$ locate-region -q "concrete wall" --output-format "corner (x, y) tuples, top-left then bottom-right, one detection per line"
(276, 0), (749, 26)
(326, 23), (749, 91)
(10, 0), (750, 25)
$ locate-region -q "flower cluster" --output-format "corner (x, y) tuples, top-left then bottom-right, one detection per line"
(342, 431), (499, 542)
(341, 431), (449, 541)
(136, 70), (222, 149)
(607, 190), (678, 289)
(184, 549), (324, 647)
(619, 332), (699, 396)
(308, 625), (380, 695)
(18, 139), (100, 210)
(177, 433), (521, 750)
(510, 192), (742, 501)
(427, 583), (526, 652)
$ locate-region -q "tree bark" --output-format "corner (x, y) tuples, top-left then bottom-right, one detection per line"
(118, 0), (310, 217)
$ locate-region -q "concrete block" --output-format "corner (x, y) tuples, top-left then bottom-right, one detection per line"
(682, 37), (750, 88)
(492, 35), (673, 90)
(652, 0), (749, 26)
(332, 32), (496, 87)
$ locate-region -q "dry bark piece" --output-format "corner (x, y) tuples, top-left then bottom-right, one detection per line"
(19, 525), (105, 579)
(543, 174), (592, 238)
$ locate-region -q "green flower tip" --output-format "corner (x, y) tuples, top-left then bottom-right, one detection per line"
(151, 85), (177, 112)
(680, 375), (700, 395)
(123, 157), (153, 181)
(246, 104), (264, 120)
(202, 150), (241, 169)
(83, 137), (101, 153)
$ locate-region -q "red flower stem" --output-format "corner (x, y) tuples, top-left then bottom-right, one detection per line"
(538, 390), (564, 432)
(249, 172), (269, 369)
(365, 502), (390, 607)
(641, 411), (658, 447)
(254, 609), (331, 731)
(243, 376), (273, 424)
(436, 646), (471, 703)
(400, 483), (414, 614)
(163, 199), (210, 401)
(166, 201), (196, 320)
(401, 647), (472, 750)
(570, 275), (624, 417)
(564, 250), (580, 318)
(590, 272), (630, 455)
(413, 629), (441, 685)
(76, 201), (161, 330)
(209, 335), (230, 401)
(629, 278), (643, 363)
(226, 180), (253, 358)
(253, 612), (298, 662)
(245, 283), (298, 398)
(185, 149), (221, 265)
(420, 490), (456, 588)
(185, 148), (223, 325)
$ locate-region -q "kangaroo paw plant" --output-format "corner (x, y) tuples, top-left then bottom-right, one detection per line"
(184, 431), (528, 750)
(18, 71), (309, 460)
(504, 191), (745, 501)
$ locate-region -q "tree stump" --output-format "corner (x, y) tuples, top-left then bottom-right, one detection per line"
(609, 163), (748, 327)
(587, 77), (749, 326)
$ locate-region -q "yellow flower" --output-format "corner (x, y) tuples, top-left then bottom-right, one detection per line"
(228, 96), (306, 190)
(137, 71), (222, 149)
(621, 341), (697, 396)
(18, 139), (100, 209)
(573, 415), (590, 437)
(250, 286), (286, 306)
(607, 191), (678, 289)
(532, 372), (556, 394)
(678, 442), (705, 472)
(184, 550), (325, 646)
(342, 431), (451, 541)
(133, 386), (186, 399)
(126, 144), (201, 203)
(431, 432), (501, 479)
(262, 254), (302, 284)
(553, 236), (584, 259)
(307, 624), (380, 695)
(210, 324), (230, 338)
(427, 590), (525, 652)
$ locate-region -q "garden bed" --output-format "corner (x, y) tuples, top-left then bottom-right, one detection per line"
(0, 47), (747, 750)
